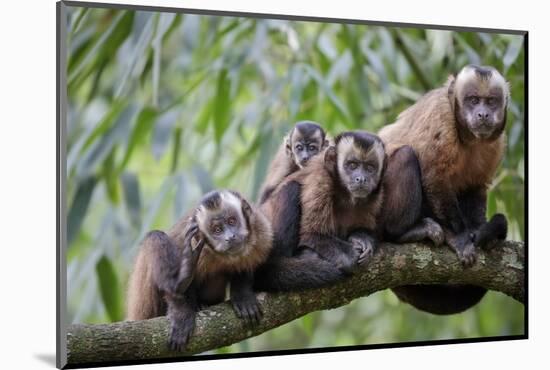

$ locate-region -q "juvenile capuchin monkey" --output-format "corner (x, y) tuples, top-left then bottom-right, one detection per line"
(259, 121), (329, 204)
(379, 65), (510, 314)
(127, 190), (272, 351)
(255, 131), (436, 292)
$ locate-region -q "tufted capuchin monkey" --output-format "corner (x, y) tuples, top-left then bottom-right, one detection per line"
(258, 121), (329, 204)
(255, 131), (437, 290)
(379, 65), (510, 314)
(127, 190), (273, 351)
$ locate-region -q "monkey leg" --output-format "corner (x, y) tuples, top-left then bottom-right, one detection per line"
(270, 180), (302, 257)
(397, 218), (444, 246)
(458, 189), (508, 249)
(474, 213), (508, 248)
(383, 148), (485, 315)
(301, 233), (358, 274)
(231, 271), (262, 325)
(382, 145), (444, 245)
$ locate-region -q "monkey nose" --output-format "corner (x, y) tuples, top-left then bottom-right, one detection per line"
(355, 177), (366, 184)
(477, 112), (489, 120)
(225, 234), (236, 242)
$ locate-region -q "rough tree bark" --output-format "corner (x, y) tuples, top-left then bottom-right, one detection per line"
(66, 240), (524, 367)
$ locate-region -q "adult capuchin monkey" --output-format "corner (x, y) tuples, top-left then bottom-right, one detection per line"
(255, 131), (440, 292)
(379, 65), (510, 314)
(258, 121), (329, 204)
(127, 190), (272, 351)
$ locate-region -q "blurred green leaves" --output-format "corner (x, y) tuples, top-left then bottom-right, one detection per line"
(65, 5), (525, 350)
(96, 255), (124, 322)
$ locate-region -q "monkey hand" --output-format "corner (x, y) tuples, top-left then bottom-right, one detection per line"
(183, 220), (206, 262)
(168, 313), (196, 352)
(348, 235), (375, 265)
(231, 292), (263, 325)
(332, 245), (359, 275)
(445, 229), (477, 267)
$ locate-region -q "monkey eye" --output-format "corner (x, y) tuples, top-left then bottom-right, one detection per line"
(213, 226), (223, 234)
(468, 96), (480, 105)
(308, 145), (317, 152)
(347, 162), (358, 170)
(227, 217), (236, 226)
(366, 164), (376, 173)
(296, 144), (303, 151)
(486, 97), (497, 106)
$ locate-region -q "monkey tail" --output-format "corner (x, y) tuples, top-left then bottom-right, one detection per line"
(254, 251), (344, 292)
(391, 285), (487, 315)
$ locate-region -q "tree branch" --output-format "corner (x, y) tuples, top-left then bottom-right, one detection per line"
(66, 240), (524, 367)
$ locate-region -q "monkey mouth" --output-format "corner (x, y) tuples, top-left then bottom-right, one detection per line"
(297, 160), (308, 168)
(223, 239), (247, 255)
(471, 124), (494, 138)
(348, 186), (371, 199)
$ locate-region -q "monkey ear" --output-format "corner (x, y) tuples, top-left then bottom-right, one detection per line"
(323, 146), (337, 172)
(447, 78), (456, 112)
(284, 135), (293, 157)
(323, 139), (330, 149)
(240, 197), (253, 217)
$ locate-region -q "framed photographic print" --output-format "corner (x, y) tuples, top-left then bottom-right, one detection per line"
(57, 1), (527, 368)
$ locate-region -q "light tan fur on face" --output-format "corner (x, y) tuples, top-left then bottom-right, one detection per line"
(336, 137), (385, 180)
(454, 66), (509, 102)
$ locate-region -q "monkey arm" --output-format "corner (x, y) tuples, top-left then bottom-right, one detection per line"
(164, 288), (199, 352)
(230, 271), (262, 324)
(173, 224), (205, 295)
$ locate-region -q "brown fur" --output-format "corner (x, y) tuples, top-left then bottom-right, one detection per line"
(263, 144), (384, 243)
(127, 241), (166, 320)
(258, 140), (299, 201)
(259, 123), (329, 204)
(379, 77), (505, 220)
(126, 196), (272, 321)
(168, 207), (273, 282)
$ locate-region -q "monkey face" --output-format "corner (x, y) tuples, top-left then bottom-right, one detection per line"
(206, 211), (249, 255)
(196, 191), (250, 255)
(286, 121), (328, 168)
(291, 140), (321, 168)
(453, 65), (509, 140)
(335, 132), (385, 200)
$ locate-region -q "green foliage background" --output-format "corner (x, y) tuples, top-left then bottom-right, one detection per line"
(65, 6), (525, 353)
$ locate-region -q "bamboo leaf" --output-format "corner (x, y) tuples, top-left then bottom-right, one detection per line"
(213, 68), (232, 144)
(77, 104), (138, 178)
(96, 255), (124, 322)
(67, 176), (97, 245)
(302, 64), (349, 121)
(121, 172), (142, 228)
(151, 108), (180, 161)
(503, 37), (524, 71)
(119, 106), (157, 171)
(193, 165), (215, 193)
